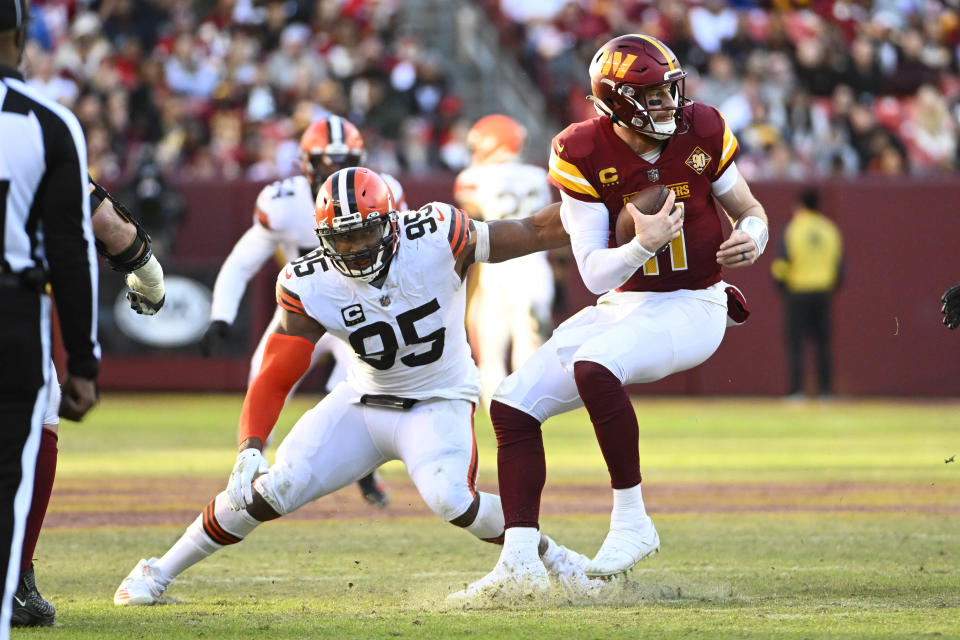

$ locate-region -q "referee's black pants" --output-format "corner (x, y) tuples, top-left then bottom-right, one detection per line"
(0, 285), (50, 631)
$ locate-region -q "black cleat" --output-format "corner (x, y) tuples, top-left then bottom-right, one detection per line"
(357, 472), (390, 509)
(11, 565), (55, 627)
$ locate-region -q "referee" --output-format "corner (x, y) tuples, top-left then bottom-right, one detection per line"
(1, 1), (99, 637)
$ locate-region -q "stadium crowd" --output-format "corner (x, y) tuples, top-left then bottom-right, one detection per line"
(20, 0), (960, 189)
(22, 0), (464, 184)
(488, 0), (960, 179)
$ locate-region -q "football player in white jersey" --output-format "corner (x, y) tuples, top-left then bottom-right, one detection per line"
(454, 115), (556, 411)
(200, 115), (405, 508)
(114, 168), (598, 605)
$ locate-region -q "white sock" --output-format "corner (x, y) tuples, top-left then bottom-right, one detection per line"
(154, 492), (260, 580)
(501, 527), (541, 564)
(611, 484), (648, 526)
(464, 492), (505, 541)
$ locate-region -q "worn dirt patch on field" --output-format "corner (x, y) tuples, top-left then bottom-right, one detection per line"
(46, 477), (960, 529)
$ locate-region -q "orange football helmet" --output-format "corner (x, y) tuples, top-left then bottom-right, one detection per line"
(587, 34), (691, 139)
(299, 115), (366, 195)
(466, 114), (525, 165)
(315, 168), (399, 282)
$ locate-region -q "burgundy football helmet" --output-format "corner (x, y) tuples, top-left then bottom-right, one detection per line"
(587, 34), (692, 139)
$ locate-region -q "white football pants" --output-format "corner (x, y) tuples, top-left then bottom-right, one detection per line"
(255, 383), (486, 525)
(493, 282), (729, 423)
(470, 254), (554, 411)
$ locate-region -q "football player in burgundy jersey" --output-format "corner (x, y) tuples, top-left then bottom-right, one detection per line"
(458, 34), (769, 598)
(113, 169), (606, 605)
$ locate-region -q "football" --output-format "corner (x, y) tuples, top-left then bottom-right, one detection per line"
(614, 185), (671, 246)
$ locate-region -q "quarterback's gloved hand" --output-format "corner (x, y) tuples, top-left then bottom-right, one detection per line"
(125, 255), (165, 315)
(200, 320), (231, 356)
(942, 283), (960, 330)
(227, 448), (269, 511)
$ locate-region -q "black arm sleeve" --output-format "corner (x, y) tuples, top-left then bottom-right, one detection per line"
(37, 113), (100, 378)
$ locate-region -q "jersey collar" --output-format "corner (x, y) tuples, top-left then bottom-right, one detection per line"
(602, 116), (671, 164)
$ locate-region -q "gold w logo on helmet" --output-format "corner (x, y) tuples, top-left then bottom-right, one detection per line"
(597, 51), (638, 79)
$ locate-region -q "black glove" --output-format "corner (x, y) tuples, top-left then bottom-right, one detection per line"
(126, 290), (165, 315)
(200, 320), (231, 356)
(942, 283), (960, 330)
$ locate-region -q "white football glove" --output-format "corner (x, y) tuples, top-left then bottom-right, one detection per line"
(125, 254), (165, 315)
(227, 448), (269, 511)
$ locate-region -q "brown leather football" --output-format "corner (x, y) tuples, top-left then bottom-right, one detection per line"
(614, 185), (670, 246)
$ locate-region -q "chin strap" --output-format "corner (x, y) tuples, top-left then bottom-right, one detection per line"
(89, 178), (154, 273)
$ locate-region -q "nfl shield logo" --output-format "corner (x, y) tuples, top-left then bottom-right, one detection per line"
(379, 295), (391, 307)
(647, 169), (660, 182)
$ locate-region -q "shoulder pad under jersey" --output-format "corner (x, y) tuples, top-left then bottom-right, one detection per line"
(381, 173), (408, 211)
(689, 102), (739, 178)
(408, 201), (472, 260)
(253, 175), (314, 232)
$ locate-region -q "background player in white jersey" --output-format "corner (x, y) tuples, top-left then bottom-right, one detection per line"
(113, 168), (592, 605)
(454, 115), (555, 411)
(199, 115), (405, 508)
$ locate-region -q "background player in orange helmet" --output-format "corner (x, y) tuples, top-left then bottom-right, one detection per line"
(455, 34), (769, 600)
(200, 115), (406, 508)
(454, 114), (556, 411)
(113, 168), (601, 605)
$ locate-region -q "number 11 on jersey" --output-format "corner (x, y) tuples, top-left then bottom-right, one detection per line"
(642, 202), (687, 276)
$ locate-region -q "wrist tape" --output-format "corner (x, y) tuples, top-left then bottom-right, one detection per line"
(736, 216), (768, 255)
(472, 220), (490, 263)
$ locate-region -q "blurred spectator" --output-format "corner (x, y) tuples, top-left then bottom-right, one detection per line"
(18, 0), (960, 184)
(101, 0), (165, 52)
(886, 29), (941, 95)
(483, 0), (957, 178)
(265, 23), (325, 92)
(759, 140), (807, 180)
(689, 0), (738, 55)
(24, 41), (78, 106)
(696, 53), (741, 109)
(164, 33), (220, 98)
(871, 142), (909, 174)
(53, 12), (111, 81)
(838, 36), (883, 98)
(115, 148), (187, 258)
(901, 84), (957, 173)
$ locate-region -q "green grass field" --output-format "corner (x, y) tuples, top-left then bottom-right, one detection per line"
(17, 394), (960, 639)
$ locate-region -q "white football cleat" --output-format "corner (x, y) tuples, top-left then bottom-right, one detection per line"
(585, 515), (660, 578)
(540, 536), (606, 596)
(114, 558), (170, 606)
(447, 557), (550, 602)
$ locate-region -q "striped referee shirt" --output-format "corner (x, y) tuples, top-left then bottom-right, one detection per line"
(1, 63), (100, 378)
